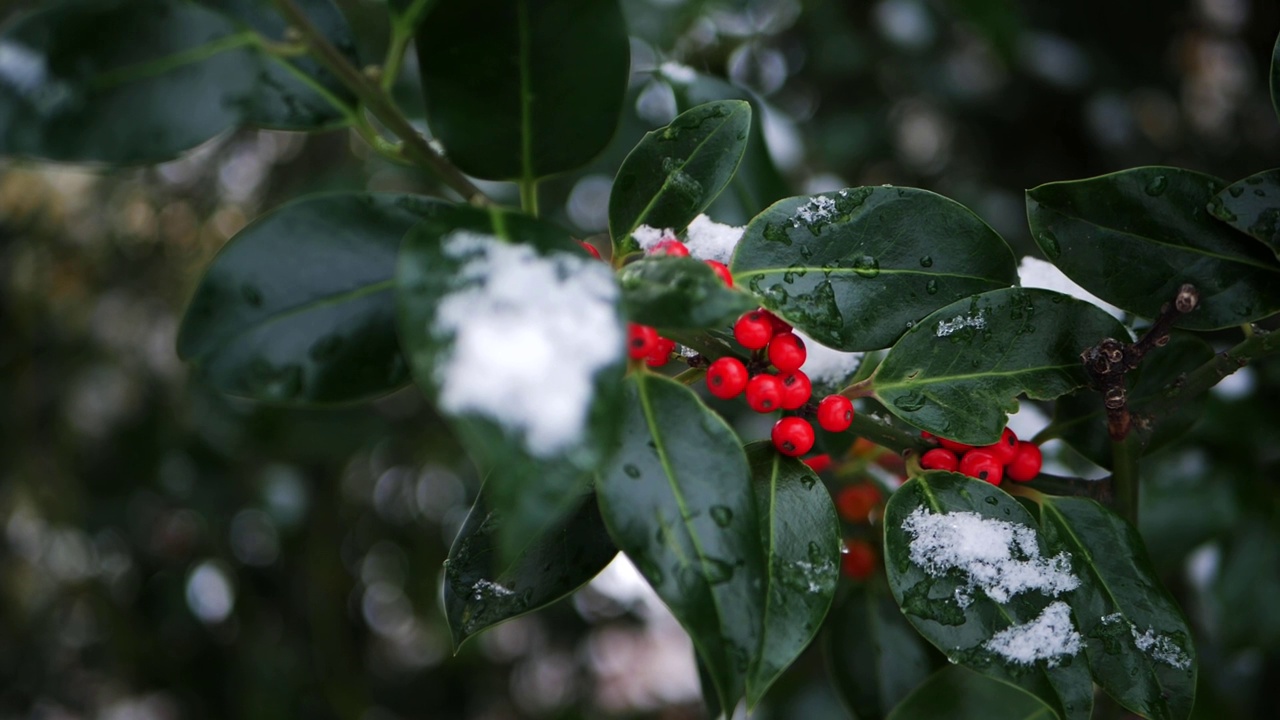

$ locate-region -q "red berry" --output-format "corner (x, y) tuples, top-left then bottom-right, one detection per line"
(771, 417), (815, 457)
(1007, 442), (1043, 482)
(646, 337), (676, 367)
(816, 394), (854, 432)
(650, 238), (689, 257)
(733, 311), (774, 350)
(802, 454), (832, 473)
(959, 450), (1003, 485)
(628, 323), (658, 359)
(705, 260), (733, 286)
(920, 448), (959, 472)
(936, 436), (975, 453)
(706, 357), (749, 399)
(836, 484), (882, 523)
(979, 428), (1019, 465)
(762, 310), (792, 336)
(921, 430), (935, 441)
(841, 540), (876, 580)
(779, 371), (812, 410)
(767, 333), (807, 373)
(578, 240), (602, 260)
(745, 374), (784, 412)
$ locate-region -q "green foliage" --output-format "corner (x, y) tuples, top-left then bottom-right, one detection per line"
(730, 187), (1017, 351)
(1212, 169), (1280, 258)
(618, 256), (757, 329)
(414, 0), (629, 181)
(886, 666), (1057, 720)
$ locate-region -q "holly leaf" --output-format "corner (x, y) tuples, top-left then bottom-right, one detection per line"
(177, 193), (445, 403)
(1035, 496), (1197, 720)
(608, 100), (752, 257)
(744, 441), (841, 706)
(442, 489), (617, 649)
(597, 373), (766, 712)
(415, 0), (629, 181)
(396, 205), (627, 561)
(1026, 167), (1280, 329)
(1210, 169), (1280, 260)
(883, 473), (1094, 720)
(872, 288), (1128, 446)
(618, 256), (756, 329)
(885, 666), (1057, 720)
(1272, 31), (1280, 125)
(731, 187), (1017, 352)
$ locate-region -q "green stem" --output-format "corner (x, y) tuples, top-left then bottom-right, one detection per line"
(381, 0), (435, 93)
(672, 367), (705, 386)
(846, 412), (928, 457)
(1111, 434), (1140, 525)
(519, 178), (540, 217)
(271, 0), (493, 206)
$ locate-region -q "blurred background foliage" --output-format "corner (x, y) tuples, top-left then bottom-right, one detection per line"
(2, 0), (1280, 718)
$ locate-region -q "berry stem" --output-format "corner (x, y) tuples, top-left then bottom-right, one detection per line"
(1110, 434), (1141, 525)
(672, 367), (707, 386)
(837, 377), (876, 400)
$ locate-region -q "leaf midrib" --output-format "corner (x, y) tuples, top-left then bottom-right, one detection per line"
(874, 363), (1080, 392)
(732, 266), (1004, 283)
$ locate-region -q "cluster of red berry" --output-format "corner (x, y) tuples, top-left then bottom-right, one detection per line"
(704, 308), (855, 458)
(919, 427), (1043, 485)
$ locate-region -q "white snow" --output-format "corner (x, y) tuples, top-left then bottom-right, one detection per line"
(433, 232), (623, 457)
(901, 507), (1079, 606)
(631, 224), (672, 252)
(791, 195), (838, 227)
(658, 61), (697, 84)
(471, 578), (515, 602)
(683, 214), (744, 264)
(795, 328), (864, 387)
(1017, 256), (1124, 320)
(984, 601), (1082, 666)
(935, 311), (987, 337)
(1100, 613), (1192, 670)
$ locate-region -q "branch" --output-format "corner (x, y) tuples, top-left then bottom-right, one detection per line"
(270, 0), (494, 206)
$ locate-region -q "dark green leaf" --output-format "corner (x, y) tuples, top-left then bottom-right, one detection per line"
(443, 489), (618, 648)
(873, 288), (1128, 445)
(1026, 167), (1280, 329)
(1272, 32), (1280, 125)
(609, 100), (753, 255)
(1052, 334), (1215, 468)
(731, 187), (1018, 352)
(597, 373), (766, 711)
(1208, 518), (1280, 651)
(743, 441), (841, 706)
(824, 584), (938, 720)
(0, 0), (260, 163)
(618, 256), (757, 329)
(885, 666), (1057, 720)
(1210, 169), (1280, 259)
(177, 193), (444, 403)
(197, 0), (358, 129)
(1036, 496), (1196, 720)
(397, 205), (627, 560)
(415, 0), (629, 180)
(883, 473), (1094, 720)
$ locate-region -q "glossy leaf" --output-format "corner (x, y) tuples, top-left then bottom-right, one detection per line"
(873, 288), (1128, 445)
(397, 205), (627, 561)
(1272, 32), (1280, 125)
(597, 373), (766, 711)
(618, 257), (756, 329)
(415, 0), (629, 180)
(886, 666), (1056, 720)
(824, 585), (938, 720)
(1027, 167), (1280, 329)
(0, 0), (260, 163)
(731, 187), (1018, 352)
(883, 473), (1094, 720)
(1052, 334), (1214, 468)
(197, 0), (358, 129)
(443, 489), (617, 648)
(1211, 169), (1280, 259)
(1036, 496), (1196, 720)
(178, 193), (444, 403)
(743, 442), (841, 706)
(609, 100), (752, 256)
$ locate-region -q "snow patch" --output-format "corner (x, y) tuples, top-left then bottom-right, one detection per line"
(935, 311), (987, 337)
(433, 232), (622, 457)
(902, 507), (1079, 606)
(792, 195), (838, 227)
(984, 601), (1082, 666)
(683, 214), (744, 264)
(1018, 256), (1124, 320)
(1100, 613), (1192, 670)
(471, 579), (515, 602)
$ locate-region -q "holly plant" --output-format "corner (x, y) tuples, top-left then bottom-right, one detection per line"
(6, 1), (1280, 719)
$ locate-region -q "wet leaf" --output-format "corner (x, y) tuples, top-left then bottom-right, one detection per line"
(443, 490), (617, 648)
(883, 473), (1094, 720)
(415, 0), (629, 180)
(618, 256), (757, 329)
(177, 193), (445, 403)
(1211, 169), (1280, 260)
(886, 666), (1057, 720)
(1034, 495), (1196, 720)
(872, 288), (1128, 446)
(731, 187), (1017, 352)
(597, 373), (766, 712)
(744, 442), (841, 706)
(1027, 167), (1280, 329)
(609, 100), (752, 257)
